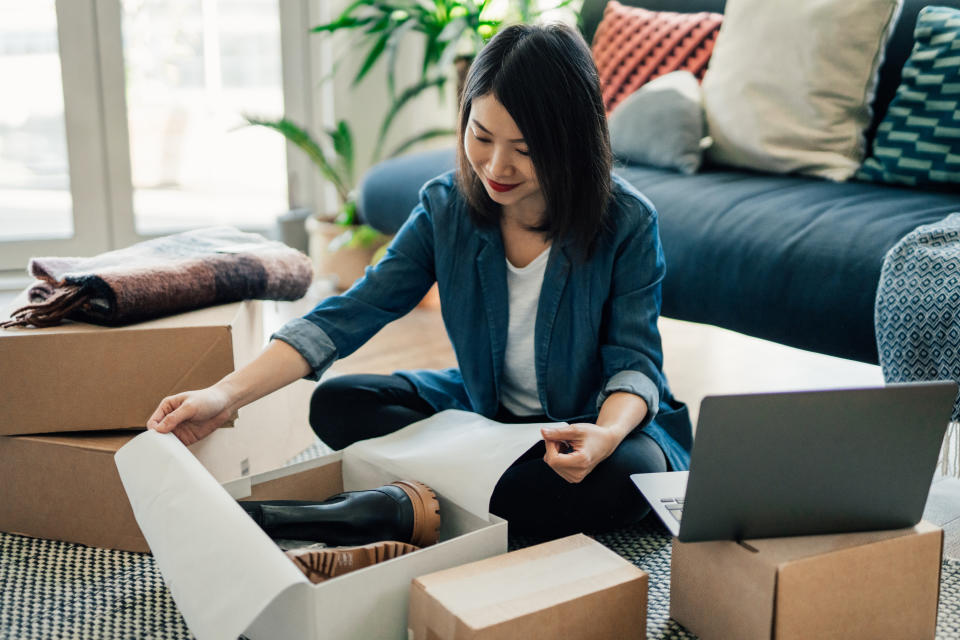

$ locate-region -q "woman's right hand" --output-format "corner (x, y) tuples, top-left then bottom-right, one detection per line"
(146, 338), (314, 446)
(147, 386), (236, 445)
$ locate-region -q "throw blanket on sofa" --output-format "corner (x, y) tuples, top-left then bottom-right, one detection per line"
(1, 226), (313, 329)
(876, 212), (960, 474)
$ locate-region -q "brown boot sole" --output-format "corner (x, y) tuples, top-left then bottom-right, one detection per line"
(390, 480), (442, 547)
(286, 540), (420, 583)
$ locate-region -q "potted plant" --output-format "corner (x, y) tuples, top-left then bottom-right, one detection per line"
(313, 0), (577, 162)
(244, 116), (389, 290)
(245, 1), (577, 291)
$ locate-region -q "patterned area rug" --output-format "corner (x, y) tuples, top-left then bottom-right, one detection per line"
(4, 520), (960, 640)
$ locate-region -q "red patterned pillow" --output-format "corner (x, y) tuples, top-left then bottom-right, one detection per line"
(592, 1), (723, 113)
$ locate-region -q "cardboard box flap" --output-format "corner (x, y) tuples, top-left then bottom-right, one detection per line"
(18, 430), (138, 452)
(0, 301), (259, 434)
(745, 521), (939, 565)
(115, 431), (307, 640)
(341, 410), (551, 521)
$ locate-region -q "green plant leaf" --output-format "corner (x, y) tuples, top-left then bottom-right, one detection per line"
(244, 116), (352, 204)
(346, 224), (386, 249)
(335, 198), (358, 226)
(363, 11), (394, 35)
(311, 0), (376, 32)
(354, 28), (392, 85)
(327, 120), (355, 188)
(386, 127), (456, 158)
(421, 33), (441, 80)
(328, 224), (386, 251)
(437, 20), (469, 69)
(415, 0), (436, 13)
(374, 76), (448, 161)
(436, 15), (467, 43)
(384, 18), (419, 99)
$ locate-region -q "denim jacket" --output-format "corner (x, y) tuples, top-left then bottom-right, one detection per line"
(273, 171), (692, 471)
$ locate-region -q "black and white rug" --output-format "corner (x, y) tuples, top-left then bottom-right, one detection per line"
(3, 521), (960, 640)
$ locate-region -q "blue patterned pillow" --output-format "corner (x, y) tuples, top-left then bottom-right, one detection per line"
(857, 6), (960, 187)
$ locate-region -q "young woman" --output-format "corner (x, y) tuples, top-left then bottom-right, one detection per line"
(148, 22), (692, 537)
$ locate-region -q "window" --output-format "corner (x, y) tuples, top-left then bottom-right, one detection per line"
(0, 0), (326, 274)
(0, 0), (72, 242)
(120, 0), (287, 234)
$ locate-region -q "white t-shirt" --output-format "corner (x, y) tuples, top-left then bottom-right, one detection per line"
(500, 246), (551, 416)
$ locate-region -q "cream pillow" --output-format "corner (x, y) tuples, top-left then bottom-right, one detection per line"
(702, 0), (902, 181)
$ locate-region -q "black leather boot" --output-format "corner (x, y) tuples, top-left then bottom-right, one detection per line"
(239, 480), (441, 547)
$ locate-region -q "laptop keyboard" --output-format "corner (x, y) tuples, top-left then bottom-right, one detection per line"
(660, 497), (684, 522)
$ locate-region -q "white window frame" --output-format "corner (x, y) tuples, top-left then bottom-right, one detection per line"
(1, 0), (331, 281)
(1, 0), (112, 273)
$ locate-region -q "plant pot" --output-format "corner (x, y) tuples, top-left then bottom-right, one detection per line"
(306, 216), (386, 291)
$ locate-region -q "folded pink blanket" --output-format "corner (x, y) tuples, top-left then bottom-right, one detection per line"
(2, 226), (313, 328)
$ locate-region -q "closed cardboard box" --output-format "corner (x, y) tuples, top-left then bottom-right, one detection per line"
(0, 431), (150, 551)
(408, 533), (648, 640)
(0, 299), (263, 436)
(0, 376), (317, 552)
(670, 522), (943, 640)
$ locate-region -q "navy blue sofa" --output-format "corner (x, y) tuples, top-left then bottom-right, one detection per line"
(356, 0), (960, 364)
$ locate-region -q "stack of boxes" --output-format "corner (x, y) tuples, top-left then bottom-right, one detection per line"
(0, 295), (945, 639)
(0, 297), (316, 552)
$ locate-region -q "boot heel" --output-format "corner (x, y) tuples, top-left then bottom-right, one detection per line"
(390, 480), (442, 547)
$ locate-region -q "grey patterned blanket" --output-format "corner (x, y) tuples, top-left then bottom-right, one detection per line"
(875, 212), (960, 472)
(2, 226), (313, 329)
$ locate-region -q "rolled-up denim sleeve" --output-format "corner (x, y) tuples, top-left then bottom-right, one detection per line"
(270, 318), (338, 381)
(596, 370), (660, 424)
(273, 184), (439, 381)
(597, 196), (667, 429)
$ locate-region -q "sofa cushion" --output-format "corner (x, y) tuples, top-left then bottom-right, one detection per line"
(608, 71), (708, 174)
(591, 1), (722, 113)
(857, 5), (960, 187)
(357, 148), (458, 234)
(617, 163), (960, 362)
(581, 0), (960, 150)
(702, 0), (902, 182)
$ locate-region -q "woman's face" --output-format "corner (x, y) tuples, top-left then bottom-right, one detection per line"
(463, 94), (544, 218)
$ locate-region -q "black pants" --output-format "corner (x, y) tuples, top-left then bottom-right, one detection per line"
(310, 374), (667, 537)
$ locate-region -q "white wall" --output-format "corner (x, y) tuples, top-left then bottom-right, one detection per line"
(327, 1), (458, 196)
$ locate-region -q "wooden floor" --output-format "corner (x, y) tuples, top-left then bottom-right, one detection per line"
(267, 282), (960, 558)
(325, 306), (457, 378)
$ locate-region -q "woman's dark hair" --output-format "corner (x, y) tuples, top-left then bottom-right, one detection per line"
(456, 23), (613, 260)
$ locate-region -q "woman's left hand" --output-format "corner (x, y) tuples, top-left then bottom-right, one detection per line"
(541, 423), (623, 483)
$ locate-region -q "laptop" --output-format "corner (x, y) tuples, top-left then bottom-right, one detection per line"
(632, 381), (958, 542)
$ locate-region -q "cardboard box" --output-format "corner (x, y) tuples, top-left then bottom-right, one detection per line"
(670, 522), (943, 640)
(408, 533), (648, 640)
(0, 299), (264, 435)
(0, 431), (150, 551)
(0, 364), (315, 551)
(115, 412), (550, 640)
(0, 378), (317, 552)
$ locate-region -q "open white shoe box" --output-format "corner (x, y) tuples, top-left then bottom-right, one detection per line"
(115, 411), (551, 640)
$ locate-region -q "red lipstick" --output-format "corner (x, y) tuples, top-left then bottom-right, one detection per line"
(488, 178), (520, 193)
